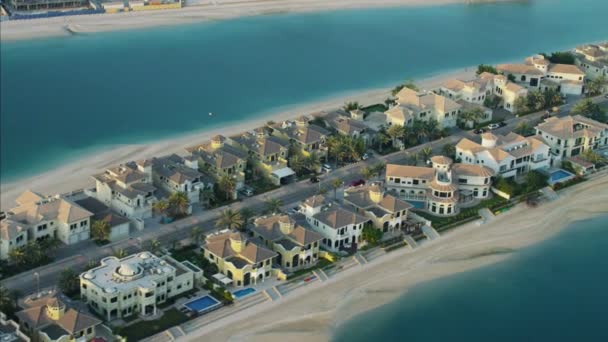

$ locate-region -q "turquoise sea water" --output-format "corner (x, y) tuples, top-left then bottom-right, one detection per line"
(2, 0), (608, 182)
(333, 215), (608, 342)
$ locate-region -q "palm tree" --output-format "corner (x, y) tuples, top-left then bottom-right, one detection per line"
(442, 144), (456, 158)
(91, 220), (111, 241)
(586, 75), (607, 97)
(331, 178), (343, 200)
(190, 226), (205, 245)
(371, 161), (386, 176)
(199, 187), (216, 208)
(8, 247), (26, 266)
(216, 208), (244, 230)
(218, 175), (236, 201)
(420, 147), (433, 163)
(581, 150), (604, 164)
(514, 96), (528, 114)
(343, 101), (361, 112)
(413, 120), (429, 143)
(153, 200), (169, 219)
(425, 119), (441, 140)
(317, 186), (328, 196)
(360, 166), (374, 181)
(0, 286), (17, 317)
(375, 132), (390, 153)
(58, 268), (79, 296)
(514, 121), (532, 136)
(289, 153), (306, 175)
(113, 249), (128, 258)
(325, 136), (341, 164)
(239, 208), (256, 228)
(146, 239), (162, 254)
(386, 124), (404, 148)
(168, 191), (190, 218)
(305, 152), (321, 174)
(264, 198), (284, 214)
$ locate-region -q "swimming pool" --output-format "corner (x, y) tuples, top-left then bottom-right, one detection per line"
(232, 288), (256, 299)
(183, 295), (221, 313)
(548, 169), (575, 185)
(406, 200), (427, 210)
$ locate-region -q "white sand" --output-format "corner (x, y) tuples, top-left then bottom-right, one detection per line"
(182, 174), (608, 342)
(0, 0), (513, 41)
(0, 67), (475, 210)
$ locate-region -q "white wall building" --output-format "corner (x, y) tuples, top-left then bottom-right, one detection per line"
(385, 87), (461, 128)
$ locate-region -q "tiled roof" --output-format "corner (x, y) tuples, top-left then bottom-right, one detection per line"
(386, 164), (435, 179)
(313, 206), (368, 229)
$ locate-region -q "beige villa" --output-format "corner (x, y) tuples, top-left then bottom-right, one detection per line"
(250, 214), (323, 272)
(574, 43), (608, 79)
(385, 87), (461, 128)
(270, 116), (331, 161)
(202, 231), (277, 287)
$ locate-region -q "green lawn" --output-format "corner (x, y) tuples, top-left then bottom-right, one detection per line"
(414, 197), (507, 229)
(362, 103), (388, 113)
(116, 308), (189, 341)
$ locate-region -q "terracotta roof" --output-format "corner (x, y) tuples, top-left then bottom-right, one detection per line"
(15, 190), (44, 206)
(9, 196), (93, 225)
(251, 214), (323, 246)
(452, 164), (495, 177)
(386, 164), (435, 179)
(344, 185), (412, 214)
(204, 231), (277, 265)
(456, 138), (484, 153)
(16, 296), (100, 334)
(313, 207), (368, 229)
(548, 64), (585, 75)
(303, 195), (326, 208)
(496, 64), (544, 75)
(430, 155), (453, 165)
(0, 219), (26, 240)
(536, 115), (607, 140)
(429, 179), (458, 192)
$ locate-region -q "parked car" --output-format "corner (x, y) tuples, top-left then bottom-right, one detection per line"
(487, 123), (500, 130)
(309, 176), (320, 183)
(322, 164), (332, 173)
(604, 94), (608, 98)
(350, 179), (366, 187)
(289, 206), (301, 214)
(362, 153), (370, 161)
(541, 113), (550, 120)
(474, 128), (486, 134)
(240, 187), (254, 197)
(498, 121), (507, 127)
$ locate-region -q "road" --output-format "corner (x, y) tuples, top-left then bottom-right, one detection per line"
(2, 95), (605, 294)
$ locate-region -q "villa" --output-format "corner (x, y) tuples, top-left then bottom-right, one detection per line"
(535, 115), (608, 161)
(186, 135), (248, 199)
(497, 55), (586, 95)
(229, 130), (295, 185)
(300, 195), (369, 252)
(74, 197), (131, 243)
(343, 182), (412, 234)
(0, 312), (30, 342)
(202, 231), (277, 287)
(80, 252), (199, 321)
(91, 162), (157, 220)
(8, 0), (89, 11)
(270, 116), (330, 160)
(250, 214), (323, 272)
(574, 44), (608, 79)
(0, 191), (93, 260)
(146, 154), (207, 204)
(15, 292), (100, 342)
(385, 87), (461, 128)
(385, 156), (494, 217)
(439, 72), (527, 113)
(455, 132), (551, 177)
(316, 110), (375, 146)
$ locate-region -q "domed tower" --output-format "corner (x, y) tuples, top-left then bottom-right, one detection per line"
(211, 135), (225, 149)
(481, 133), (498, 148)
(368, 183), (384, 203)
(428, 156), (459, 216)
(278, 216), (295, 235)
(45, 297), (66, 321)
(295, 115), (309, 126)
(229, 232), (246, 253)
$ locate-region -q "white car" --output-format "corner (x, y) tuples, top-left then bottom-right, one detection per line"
(487, 123), (500, 130)
(322, 164), (332, 173)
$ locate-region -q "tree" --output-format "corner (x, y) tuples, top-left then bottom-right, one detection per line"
(541, 51), (575, 65)
(514, 121), (533, 136)
(459, 107), (486, 128)
(476, 64), (498, 75)
(8, 247), (26, 266)
(304, 152), (321, 174)
(524, 170), (548, 193)
(442, 144), (456, 158)
(425, 119), (441, 140)
(514, 96), (528, 114)
(484, 94), (501, 109)
(391, 80), (418, 96)
(386, 124), (405, 148)
(412, 119), (429, 143)
(0, 287), (18, 318)
(507, 73), (516, 82)
(58, 268), (79, 297)
(526, 89), (546, 111)
(587, 75), (607, 97)
(325, 136), (341, 164)
(343, 101), (362, 112)
(544, 88), (563, 107)
(168, 192), (190, 218)
(581, 150), (605, 165)
(190, 226), (205, 245)
(289, 153), (306, 175)
(571, 99), (607, 123)
(91, 220), (111, 242)
(153, 200), (169, 219)
(218, 175), (236, 200)
(384, 97), (396, 108)
(113, 249), (128, 258)
(360, 166), (374, 181)
(331, 178), (343, 199)
(371, 161), (386, 176)
(216, 208), (243, 230)
(264, 198), (283, 214)
(146, 239), (162, 254)
(420, 147), (433, 163)
(362, 224), (383, 245)
(199, 187), (216, 208)
(239, 208), (256, 228)
(375, 132), (390, 153)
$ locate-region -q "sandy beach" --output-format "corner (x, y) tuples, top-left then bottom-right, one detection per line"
(181, 173), (608, 342)
(0, 0), (514, 41)
(0, 67), (475, 210)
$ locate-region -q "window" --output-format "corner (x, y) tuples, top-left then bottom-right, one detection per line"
(110, 297), (117, 303)
(80, 221), (87, 227)
(70, 223), (77, 230)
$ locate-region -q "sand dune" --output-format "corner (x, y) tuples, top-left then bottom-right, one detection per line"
(181, 173), (608, 342)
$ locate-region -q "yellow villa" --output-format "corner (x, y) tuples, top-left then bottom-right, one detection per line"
(202, 231), (277, 287)
(250, 214), (323, 272)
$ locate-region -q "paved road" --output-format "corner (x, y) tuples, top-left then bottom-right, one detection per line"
(2, 96), (605, 294)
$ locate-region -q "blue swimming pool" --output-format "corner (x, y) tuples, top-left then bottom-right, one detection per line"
(232, 288), (256, 299)
(183, 295), (221, 313)
(406, 200), (427, 210)
(548, 169), (575, 185)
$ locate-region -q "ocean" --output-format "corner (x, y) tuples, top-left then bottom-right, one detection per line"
(2, 0), (608, 182)
(333, 215), (608, 342)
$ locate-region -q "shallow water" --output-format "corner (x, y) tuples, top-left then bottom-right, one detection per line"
(2, 0), (608, 182)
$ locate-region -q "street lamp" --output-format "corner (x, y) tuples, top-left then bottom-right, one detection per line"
(33, 272), (40, 297)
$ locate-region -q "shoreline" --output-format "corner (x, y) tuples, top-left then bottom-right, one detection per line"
(0, 0), (517, 42)
(0, 67), (476, 210)
(181, 174), (608, 342)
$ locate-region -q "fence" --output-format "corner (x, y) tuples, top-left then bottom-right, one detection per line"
(9, 8), (104, 20)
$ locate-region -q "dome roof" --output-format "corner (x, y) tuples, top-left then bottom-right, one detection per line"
(229, 231), (246, 242)
(117, 263), (140, 277)
(431, 155), (453, 165)
(46, 297), (64, 310)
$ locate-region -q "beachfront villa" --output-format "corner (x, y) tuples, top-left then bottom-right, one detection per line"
(202, 231), (277, 287)
(497, 55), (586, 95)
(80, 252), (199, 321)
(15, 291), (101, 342)
(74, 197), (131, 242)
(535, 115), (608, 161)
(385, 156), (494, 217)
(91, 162), (158, 220)
(250, 214), (323, 272)
(300, 195), (369, 252)
(7, 0), (88, 11)
(0, 191), (93, 260)
(439, 71), (527, 113)
(574, 43), (608, 79)
(343, 183), (412, 234)
(229, 130), (295, 185)
(456, 132), (551, 177)
(270, 116), (331, 161)
(145, 154), (207, 204)
(316, 110), (375, 146)
(385, 87), (461, 128)
(185, 135), (247, 199)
